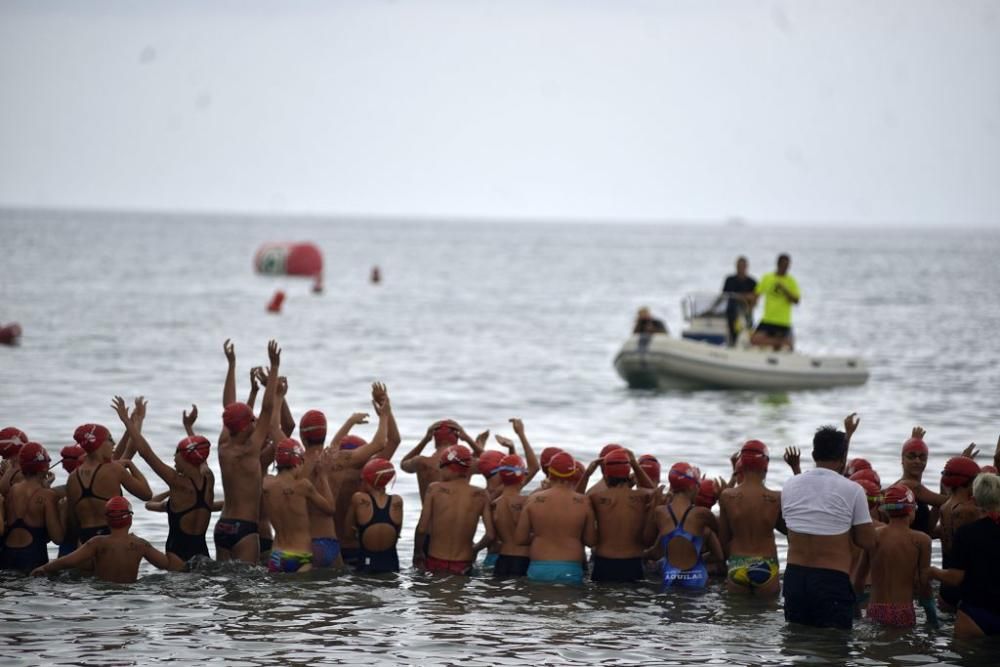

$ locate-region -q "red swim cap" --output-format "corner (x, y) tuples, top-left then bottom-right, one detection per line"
(942, 456), (980, 489)
(340, 435), (366, 451)
(106, 496), (133, 529)
(362, 457), (396, 488)
(0, 427), (28, 458)
(738, 440), (769, 473)
(547, 451), (576, 480)
(176, 435), (211, 465)
(902, 438), (928, 456)
(881, 484), (916, 517)
(497, 454), (527, 486)
(638, 454), (661, 485)
(599, 443), (623, 459)
(981, 465), (999, 475)
(849, 469), (881, 488)
(602, 449), (631, 480)
(853, 478), (882, 509)
(846, 458), (872, 477)
(74, 424), (111, 454)
(59, 444), (86, 473)
(18, 442), (50, 475)
(695, 478), (717, 509)
(539, 447), (564, 473)
(222, 403), (254, 436)
(477, 450), (506, 478)
(439, 445), (472, 473)
(432, 421), (460, 447)
(275, 438), (305, 468)
(299, 410), (327, 446)
(668, 462), (700, 492)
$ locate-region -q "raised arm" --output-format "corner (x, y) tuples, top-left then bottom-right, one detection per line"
(510, 419), (540, 484)
(843, 413), (860, 448)
(372, 383), (402, 460)
(627, 450), (654, 489)
(349, 404), (388, 466)
(400, 421), (437, 473)
(113, 396), (177, 487)
(120, 397), (147, 461)
(330, 412), (369, 450)
(182, 404), (198, 438)
(246, 367), (261, 410)
(457, 424), (488, 457)
(783, 447), (802, 476)
(223, 339), (237, 407)
(250, 340), (281, 451)
(576, 458), (600, 494)
(303, 479), (335, 515)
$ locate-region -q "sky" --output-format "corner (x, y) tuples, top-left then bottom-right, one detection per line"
(1, 1), (998, 226)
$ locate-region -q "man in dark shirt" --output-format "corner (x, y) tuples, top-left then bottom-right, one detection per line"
(633, 307), (668, 335)
(713, 257), (757, 345)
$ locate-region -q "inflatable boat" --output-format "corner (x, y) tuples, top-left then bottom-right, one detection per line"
(613, 293), (869, 390)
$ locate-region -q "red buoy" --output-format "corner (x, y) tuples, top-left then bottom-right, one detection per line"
(254, 243), (323, 277)
(267, 291), (285, 313)
(0, 323), (22, 346)
(370, 266), (381, 284)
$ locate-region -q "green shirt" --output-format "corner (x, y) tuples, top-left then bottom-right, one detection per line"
(755, 272), (800, 327)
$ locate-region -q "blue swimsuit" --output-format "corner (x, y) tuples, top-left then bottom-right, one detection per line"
(660, 504), (708, 589)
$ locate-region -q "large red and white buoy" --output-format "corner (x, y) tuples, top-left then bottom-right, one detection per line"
(254, 243), (323, 277)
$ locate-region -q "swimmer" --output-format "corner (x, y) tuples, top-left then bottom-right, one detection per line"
(491, 453), (533, 578)
(482, 418), (540, 569)
(346, 457), (403, 573)
(324, 383), (396, 568)
(891, 427), (947, 536)
(54, 444), (86, 556)
(646, 463), (723, 590)
(214, 339), (281, 564)
(262, 438), (336, 574)
(1, 443), (64, 573)
(113, 397), (217, 569)
(417, 445), (494, 576)
(297, 409), (340, 568)
(67, 417), (152, 547)
(855, 485), (937, 628)
(402, 418), (485, 567)
(32, 496), (172, 583)
(718, 441), (782, 596)
(589, 448), (652, 583)
(581, 443), (624, 496)
(515, 452), (596, 585)
(937, 455), (982, 610)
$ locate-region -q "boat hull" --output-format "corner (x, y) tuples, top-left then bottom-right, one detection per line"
(613, 335), (869, 390)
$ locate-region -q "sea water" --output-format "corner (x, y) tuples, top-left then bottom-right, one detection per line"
(1, 209), (998, 665)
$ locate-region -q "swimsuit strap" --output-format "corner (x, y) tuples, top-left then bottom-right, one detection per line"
(78, 463), (110, 501)
(358, 492), (401, 539)
(678, 504), (694, 530)
(667, 504), (679, 526)
(169, 475), (212, 518)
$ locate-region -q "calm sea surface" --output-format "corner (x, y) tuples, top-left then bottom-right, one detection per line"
(1, 209), (999, 665)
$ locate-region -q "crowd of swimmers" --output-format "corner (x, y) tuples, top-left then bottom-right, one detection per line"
(2, 340), (999, 640)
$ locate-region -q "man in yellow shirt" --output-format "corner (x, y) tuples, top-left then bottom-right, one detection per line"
(750, 254), (800, 350)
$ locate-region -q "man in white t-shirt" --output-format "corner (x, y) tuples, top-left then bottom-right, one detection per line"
(781, 425), (875, 629)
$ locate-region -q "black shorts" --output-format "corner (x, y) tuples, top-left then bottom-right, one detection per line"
(591, 555), (645, 583)
(755, 322), (791, 338)
(493, 554), (530, 578)
(213, 518), (258, 552)
(783, 564), (855, 630)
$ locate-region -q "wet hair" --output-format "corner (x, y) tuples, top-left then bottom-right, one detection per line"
(973, 473), (1000, 512)
(812, 426), (847, 463)
(778, 253), (790, 263)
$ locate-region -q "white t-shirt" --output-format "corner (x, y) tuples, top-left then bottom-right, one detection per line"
(781, 467), (872, 536)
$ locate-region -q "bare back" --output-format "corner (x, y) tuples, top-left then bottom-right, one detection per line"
(89, 534), (156, 583)
(262, 474), (313, 552)
(719, 482), (780, 558)
(218, 436), (262, 523)
(326, 452), (360, 545)
(870, 522), (929, 604)
(590, 484), (647, 559)
(494, 491), (529, 558)
(68, 461), (123, 529)
(424, 480), (489, 561)
(519, 486), (595, 562)
(3, 481), (58, 548)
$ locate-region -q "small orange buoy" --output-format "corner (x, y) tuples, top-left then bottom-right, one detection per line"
(370, 266), (381, 284)
(0, 323), (22, 345)
(267, 291), (285, 313)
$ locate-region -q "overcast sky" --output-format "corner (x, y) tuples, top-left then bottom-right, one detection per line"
(1, 1), (997, 225)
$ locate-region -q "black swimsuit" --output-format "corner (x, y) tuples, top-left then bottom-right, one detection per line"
(1, 489), (50, 573)
(75, 464), (112, 544)
(357, 493), (401, 573)
(166, 476), (212, 562)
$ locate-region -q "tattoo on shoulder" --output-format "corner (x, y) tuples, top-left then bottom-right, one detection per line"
(572, 496), (584, 504)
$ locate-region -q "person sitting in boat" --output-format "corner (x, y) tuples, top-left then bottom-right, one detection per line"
(703, 256), (757, 346)
(633, 307), (668, 335)
(750, 254), (800, 351)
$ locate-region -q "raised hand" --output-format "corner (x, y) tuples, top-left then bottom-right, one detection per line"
(730, 450), (740, 471)
(911, 426), (926, 440)
(254, 366), (269, 387)
(961, 443), (980, 460)
(351, 413), (370, 426)
(224, 339), (235, 365)
(267, 339), (281, 368)
(276, 376), (288, 400)
(844, 413), (860, 437)
(784, 446), (801, 474)
(494, 434), (516, 453)
(111, 396), (130, 424)
(371, 382), (388, 404)
(250, 367), (262, 393)
(474, 430), (490, 449)
(183, 404), (198, 436)
(509, 418), (525, 437)
(133, 396), (147, 424)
